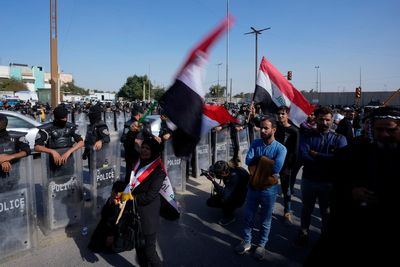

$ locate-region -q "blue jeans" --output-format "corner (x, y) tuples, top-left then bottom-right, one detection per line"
(300, 178), (332, 234)
(243, 185), (278, 247)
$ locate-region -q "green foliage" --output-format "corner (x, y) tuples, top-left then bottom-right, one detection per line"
(0, 78), (28, 91)
(117, 75), (152, 101)
(152, 87), (166, 101)
(208, 84), (226, 98)
(61, 82), (89, 95)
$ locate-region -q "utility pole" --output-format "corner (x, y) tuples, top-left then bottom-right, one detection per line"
(245, 27), (271, 87)
(315, 66), (319, 93)
(217, 63), (222, 98)
(50, 0), (60, 108)
(225, 0), (230, 102)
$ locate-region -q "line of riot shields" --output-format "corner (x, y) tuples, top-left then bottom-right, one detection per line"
(0, 110), (259, 262)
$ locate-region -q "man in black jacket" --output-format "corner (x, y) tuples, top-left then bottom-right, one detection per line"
(205, 160), (250, 226)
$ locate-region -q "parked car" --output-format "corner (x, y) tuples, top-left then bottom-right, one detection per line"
(0, 110), (42, 150)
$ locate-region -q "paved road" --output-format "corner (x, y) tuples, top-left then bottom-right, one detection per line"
(1, 162), (322, 267)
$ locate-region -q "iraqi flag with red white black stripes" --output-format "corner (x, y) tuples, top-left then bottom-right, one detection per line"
(160, 15), (234, 157)
(253, 56), (314, 127)
(202, 104), (238, 136)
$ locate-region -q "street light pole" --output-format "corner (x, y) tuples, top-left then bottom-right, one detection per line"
(225, 0), (230, 102)
(315, 66), (319, 93)
(217, 63), (222, 97)
(245, 27), (271, 87)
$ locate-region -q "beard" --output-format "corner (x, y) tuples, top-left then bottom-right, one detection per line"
(261, 132), (273, 141)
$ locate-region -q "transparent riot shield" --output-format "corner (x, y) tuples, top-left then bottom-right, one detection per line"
(214, 128), (229, 164)
(0, 157), (37, 261)
(41, 148), (83, 232)
(238, 128), (250, 165)
(76, 112), (88, 137)
(163, 140), (186, 192)
(253, 127), (261, 140)
(116, 111), (126, 136)
(194, 133), (211, 178)
(103, 111), (116, 133)
(88, 134), (121, 217)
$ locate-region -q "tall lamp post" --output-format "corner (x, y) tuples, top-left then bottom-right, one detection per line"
(245, 27), (271, 87)
(217, 63), (222, 98)
(315, 66), (320, 93)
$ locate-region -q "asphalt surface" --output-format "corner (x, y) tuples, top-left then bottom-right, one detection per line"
(1, 163), (322, 267)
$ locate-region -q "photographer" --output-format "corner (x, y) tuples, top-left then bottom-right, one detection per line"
(204, 161), (249, 226)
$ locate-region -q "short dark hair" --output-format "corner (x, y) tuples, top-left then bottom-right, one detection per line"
(314, 106), (333, 118)
(260, 113), (277, 128)
(277, 105), (290, 113)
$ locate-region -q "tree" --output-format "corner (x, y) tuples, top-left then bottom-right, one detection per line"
(117, 75), (151, 100)
(0, 78), (28, 91)
(207, 84), (226, 98)
(152, 87), (166, 101)
(61, 82), (89, 95)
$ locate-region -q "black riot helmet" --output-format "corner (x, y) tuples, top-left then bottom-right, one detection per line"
(88, 103), (103, 124)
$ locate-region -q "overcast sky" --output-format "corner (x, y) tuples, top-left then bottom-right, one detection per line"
(1, 0), (399, 94)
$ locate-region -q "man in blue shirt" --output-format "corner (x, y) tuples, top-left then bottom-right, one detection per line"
(235, 114), (287, 260)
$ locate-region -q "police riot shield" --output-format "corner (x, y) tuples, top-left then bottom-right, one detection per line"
(0, 157), (37, 261)
(253, 127), (261, 140)
(88, 134), (121, 217)
(102, 111), (116, 133)
(214, 128), (229, 164)
(194, 133), (211, 178)
(41, 148), (83, 232)
(76, 112), (88, 137)
(116, 111), (126, 136)
(238, 128), (250, 165)
(163, 140), (186, 192)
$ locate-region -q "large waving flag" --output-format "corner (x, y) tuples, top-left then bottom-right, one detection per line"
(202, 104), (238, 136)
(253, 56), (314, 127)
(160, 15), (234, 157)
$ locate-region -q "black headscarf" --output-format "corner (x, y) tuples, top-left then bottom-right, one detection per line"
(139, 137), (163, 167)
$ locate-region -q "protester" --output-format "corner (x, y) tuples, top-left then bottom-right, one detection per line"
(125, 137), (165, 267)
(304, 106), (400, 266)
(205, 160), (249, 226)
(275, 106), (300, 225)
(235, 114), (287, 260)
(295, 106), (347, 246)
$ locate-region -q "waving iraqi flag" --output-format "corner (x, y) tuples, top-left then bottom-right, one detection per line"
(253, 56), (314, 127)
(160, 15), (234, 157)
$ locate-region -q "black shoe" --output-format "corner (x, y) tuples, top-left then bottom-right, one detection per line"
(218, 216), (236, 226)
(294, 230), (309, 247)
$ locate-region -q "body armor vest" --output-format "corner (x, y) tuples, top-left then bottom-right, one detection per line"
(85, 121), (107, 147)
(39, 122), (76, 149)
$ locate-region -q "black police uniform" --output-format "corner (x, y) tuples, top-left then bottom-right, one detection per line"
(83, 120), (110, 168)
(35, 121), (83, 177)
(0, 130), (30, 193)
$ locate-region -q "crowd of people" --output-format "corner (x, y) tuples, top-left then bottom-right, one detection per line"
(0, 98), (399, 266)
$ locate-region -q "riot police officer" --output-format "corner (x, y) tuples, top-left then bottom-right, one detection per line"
(82, 103), (110, 165)
(0, 114), (31, 192)
(34, 104), (84, 175)
(121, 105), (146, 184)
